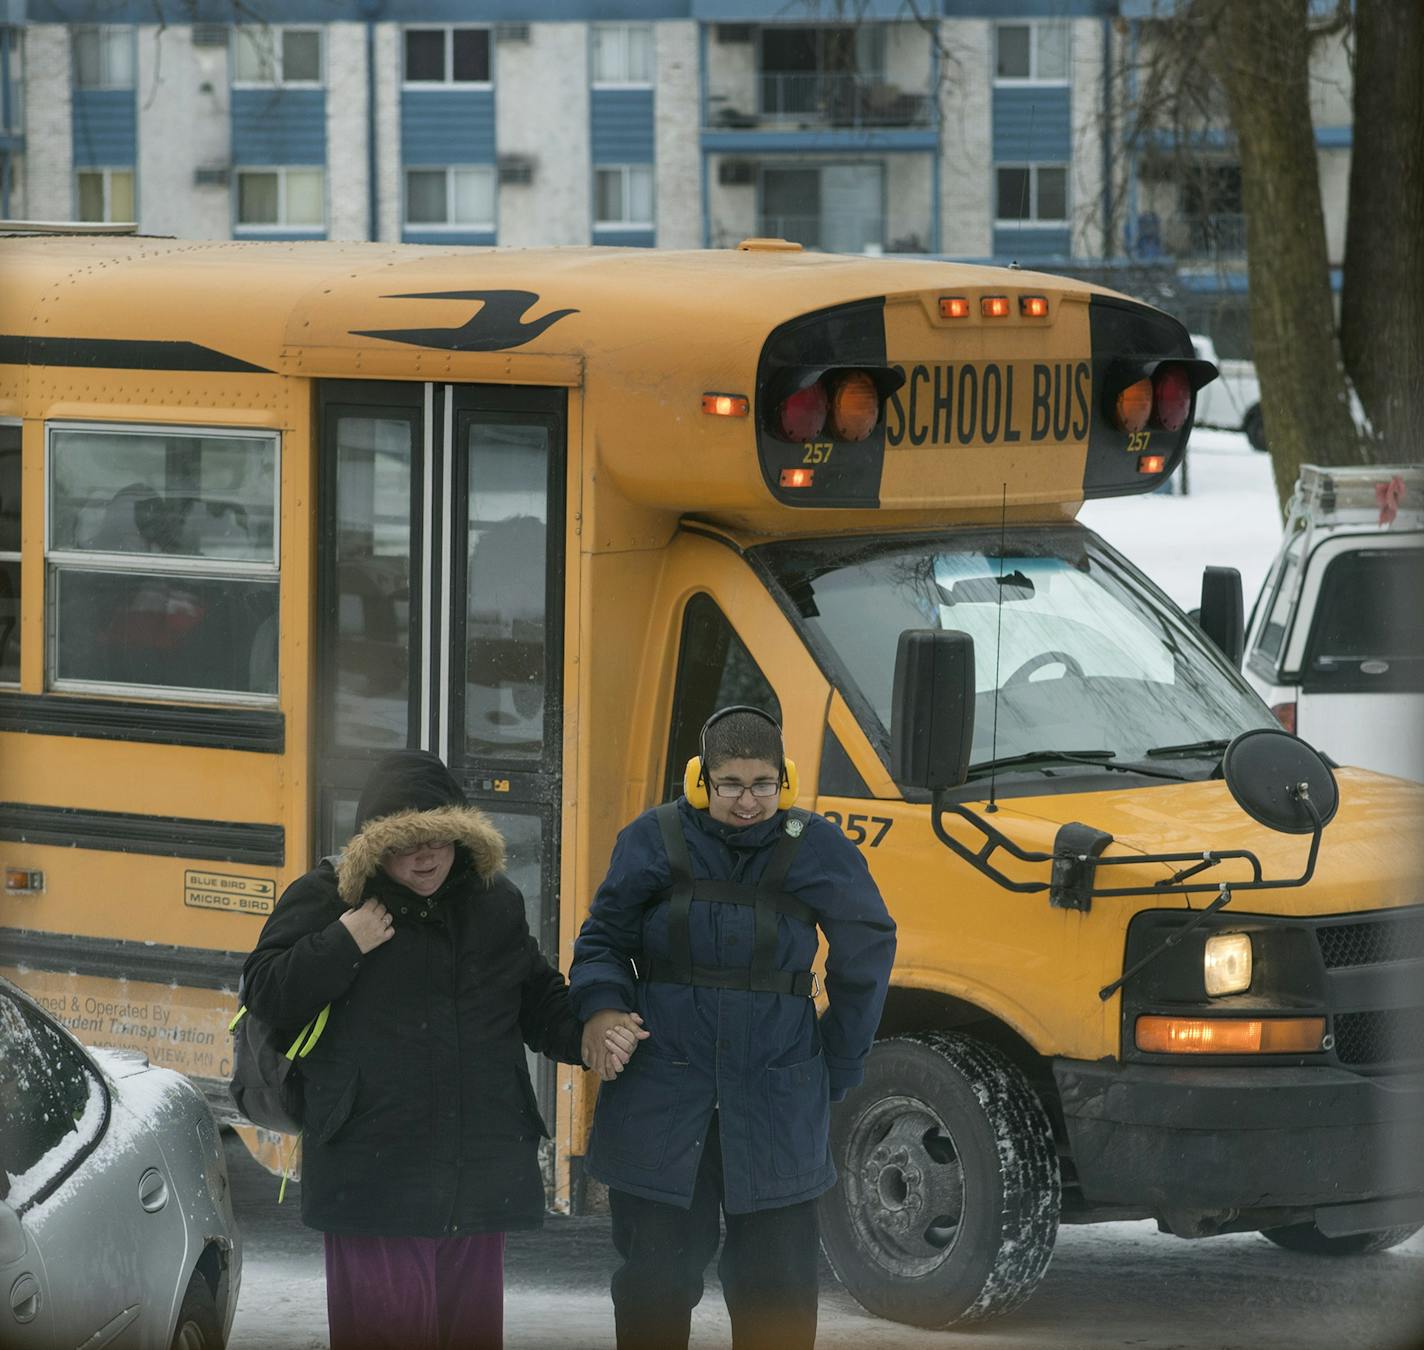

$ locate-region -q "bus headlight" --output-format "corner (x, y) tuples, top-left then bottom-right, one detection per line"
(1203, 932), (1252, 996)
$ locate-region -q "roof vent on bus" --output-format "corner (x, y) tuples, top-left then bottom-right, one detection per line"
(738, 238), (803, 253)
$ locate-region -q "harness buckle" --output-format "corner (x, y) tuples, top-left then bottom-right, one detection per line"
(811, 971), (821, 999)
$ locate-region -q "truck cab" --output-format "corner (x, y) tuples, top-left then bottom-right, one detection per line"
(1244, 464), (1423, 783)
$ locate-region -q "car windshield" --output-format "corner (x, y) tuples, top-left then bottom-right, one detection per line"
(758, 525), (1276, 777)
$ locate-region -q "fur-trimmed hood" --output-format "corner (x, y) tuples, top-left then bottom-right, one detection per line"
(336, 804), (506, 906)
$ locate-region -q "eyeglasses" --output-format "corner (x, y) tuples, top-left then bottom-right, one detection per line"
(710, 780), (781, 800)
(389, 839), (453, 858)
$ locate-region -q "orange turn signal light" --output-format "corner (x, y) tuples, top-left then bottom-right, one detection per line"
(1019, 295), (1049, 318)
(981, 295), (1011, 319)
(702, 393), (749, 418)
(780, 467), (814, 488)
(828, 371), (880, 442)
(939, 296), (971, 319)
(1115, 378), (1154, 434)
(1138, 453), (1167, 474)
(1135, 1015), (1325, 1055)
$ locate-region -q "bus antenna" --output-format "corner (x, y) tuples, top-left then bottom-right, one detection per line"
(987, 482), (1008, 813)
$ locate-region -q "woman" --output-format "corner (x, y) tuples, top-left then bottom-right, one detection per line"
(242, 749), (638, 1350)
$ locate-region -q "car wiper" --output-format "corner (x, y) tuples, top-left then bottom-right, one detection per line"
(1145, 739), (1231, 758)
(966, 749), (1192, 782)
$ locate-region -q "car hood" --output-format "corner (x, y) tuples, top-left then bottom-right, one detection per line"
(988, 766), (1423, 917)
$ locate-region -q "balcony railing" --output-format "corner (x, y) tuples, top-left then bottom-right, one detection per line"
(757, 212), (886, 254)
(710, 72), (932, 130)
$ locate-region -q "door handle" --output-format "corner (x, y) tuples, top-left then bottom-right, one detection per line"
(8, 1272), (40, 1323)
(138, 1168), (169, 1213)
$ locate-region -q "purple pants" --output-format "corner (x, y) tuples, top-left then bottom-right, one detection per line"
(324, 1231), (505, 1350)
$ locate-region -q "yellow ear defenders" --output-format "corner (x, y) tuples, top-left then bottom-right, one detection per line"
(683, 705), (798, 811)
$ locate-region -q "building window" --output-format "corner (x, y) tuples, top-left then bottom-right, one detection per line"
(0, 421), (18, 688)
(236, 168), (324, 231)
(594, 165), (654, 229)
(72, 26), (134, 90)
(45, 423), (280, 702)
(996, 164), (1068, 224)
(232, 27), (322, 86)
(3, 28), (25, 136)
(403, 27), (491, 85)
(76, 169), (135, 224)
(591, 25), (653, 85)
(404, 167), (495, 230)
(995, 22), (1069, 82)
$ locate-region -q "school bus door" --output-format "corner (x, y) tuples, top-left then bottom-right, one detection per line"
(315, 381), (567, 1108)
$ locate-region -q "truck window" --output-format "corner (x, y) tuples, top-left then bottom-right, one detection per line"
(1252, 541), (1302, 666)
(761, 526), (1273, 777)
(663, 593), (781, 801)
(1302, 549), (1424, 694)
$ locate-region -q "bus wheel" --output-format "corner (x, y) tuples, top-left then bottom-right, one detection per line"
(1261, 1221), (1422, 1256)
(819, 1032), (1059, 1327)
(1243, 405), (1267, 450)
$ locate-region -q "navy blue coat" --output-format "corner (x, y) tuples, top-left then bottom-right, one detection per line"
(570, 798), (896, 1213)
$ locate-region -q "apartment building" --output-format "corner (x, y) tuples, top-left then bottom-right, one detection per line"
(1, 1), (1354, 320)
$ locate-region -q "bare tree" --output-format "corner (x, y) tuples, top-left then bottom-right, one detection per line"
(1340, 0), (1424, 463)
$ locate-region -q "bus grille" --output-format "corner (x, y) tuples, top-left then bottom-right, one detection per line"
(1333, 1007), (1424, 1067)
(1316, 911), (1424, 969)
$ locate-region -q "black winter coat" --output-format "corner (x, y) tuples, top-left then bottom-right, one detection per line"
(242, 805), (583, 1237)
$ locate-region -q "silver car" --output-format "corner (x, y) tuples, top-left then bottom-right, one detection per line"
(0, 976), (241, 1349)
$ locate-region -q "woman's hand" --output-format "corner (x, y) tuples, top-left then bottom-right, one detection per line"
(581, 1010), (650, 1081)
(340, 898), (396, 954)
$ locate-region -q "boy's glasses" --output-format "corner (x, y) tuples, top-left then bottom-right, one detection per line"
(710, 780), (781, 800)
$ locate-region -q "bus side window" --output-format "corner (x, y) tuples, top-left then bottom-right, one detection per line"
(663, 594), (781, 801)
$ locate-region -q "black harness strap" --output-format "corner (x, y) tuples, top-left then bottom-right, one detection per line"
(648, 804), (816, 999)
(655, 802), (695, 987)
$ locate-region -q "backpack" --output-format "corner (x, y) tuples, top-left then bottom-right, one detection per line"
(227, 994), (329, 1135)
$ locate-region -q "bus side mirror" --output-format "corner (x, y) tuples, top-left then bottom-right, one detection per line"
(891, 629), (975, 791)
(1199, 566), (1244, 668)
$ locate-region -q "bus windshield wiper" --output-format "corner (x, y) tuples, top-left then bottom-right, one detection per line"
(1145, 739), (1231, 758)
(967, 749), (1192, 782)
(965, 749), (1120, 777)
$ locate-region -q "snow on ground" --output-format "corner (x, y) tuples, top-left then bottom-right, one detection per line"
(1078, 428), (1283, 613)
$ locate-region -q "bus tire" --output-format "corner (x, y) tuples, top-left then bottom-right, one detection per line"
(1243, 405), (1267, 450)
(1260, 1221), (1422, 1256)
(818, 1031), (1060, 1327)
(170, 1268), (223, 1350)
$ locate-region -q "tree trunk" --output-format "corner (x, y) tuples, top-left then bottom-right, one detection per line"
(1340, 0), (1424, 465)
(1213, 0), (1363, 509)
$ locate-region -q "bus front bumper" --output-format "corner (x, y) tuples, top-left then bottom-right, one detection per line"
(1054, 1059), (1424, 1233)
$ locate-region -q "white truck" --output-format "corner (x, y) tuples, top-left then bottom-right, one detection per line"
(1244, 462), (1424, 781)
(1191, 333), (1266, 449)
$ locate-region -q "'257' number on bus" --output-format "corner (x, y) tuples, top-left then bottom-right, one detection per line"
(823, 811), (893, 847)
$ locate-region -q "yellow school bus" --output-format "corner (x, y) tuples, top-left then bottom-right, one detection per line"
(1, 231), (1420, 1328)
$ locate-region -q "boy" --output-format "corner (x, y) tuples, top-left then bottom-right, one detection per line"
(572, 707), (896, 1349)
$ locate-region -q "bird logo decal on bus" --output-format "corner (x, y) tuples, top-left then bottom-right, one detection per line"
(352, 290), (578, 351)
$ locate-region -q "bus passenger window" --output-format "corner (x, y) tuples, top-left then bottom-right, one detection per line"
(465, 422), (550, 761)
(0, 423), (19, 686)
(46, 424), (279, 701)
(663, 594), (782, 801)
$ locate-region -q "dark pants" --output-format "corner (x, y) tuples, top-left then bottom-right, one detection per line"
(609, 1114), (819, 1350)
(324, 1231), (505, 1350)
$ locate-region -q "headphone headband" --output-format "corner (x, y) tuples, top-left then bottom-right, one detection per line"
(698, 705), (784, 782)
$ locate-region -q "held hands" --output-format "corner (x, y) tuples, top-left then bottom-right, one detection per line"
(581, 1009), (650, 1082)
(340, 899), (396, 954)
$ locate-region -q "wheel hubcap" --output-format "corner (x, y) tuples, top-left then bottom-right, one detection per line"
(845, 1096), (966, 1275)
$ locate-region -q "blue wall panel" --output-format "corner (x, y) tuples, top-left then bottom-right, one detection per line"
(400, 231), (498, 247)
(591, 89), (655, 164)
(72, 89), (135, 167)
(992, 86), (1071, 163)
(401, 90), (496, 165)
(231, 89), (326, 165)
(992, 227), (1071, 260)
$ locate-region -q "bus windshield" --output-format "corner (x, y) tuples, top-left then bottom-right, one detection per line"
(759, 525), (1276, 778)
